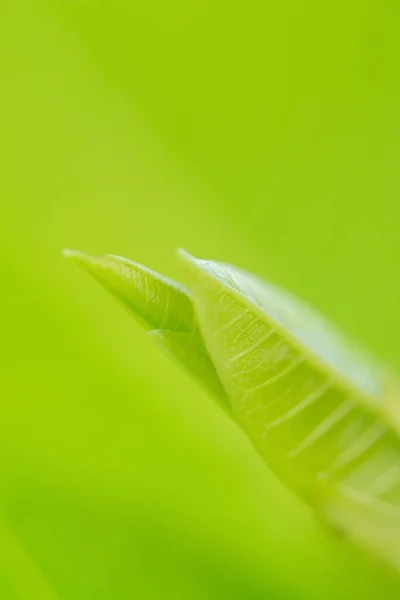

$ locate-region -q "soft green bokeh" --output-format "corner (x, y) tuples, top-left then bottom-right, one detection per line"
(1, 1), (400, 598)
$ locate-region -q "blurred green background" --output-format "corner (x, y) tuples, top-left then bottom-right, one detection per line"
(1, 1), (400, 598)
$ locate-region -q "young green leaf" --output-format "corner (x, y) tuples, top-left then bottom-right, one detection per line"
(63, 249), (229, 411)
(65, 246), (400, 575)
(63, 249), (195, 332)
(178, 249), (400, 573)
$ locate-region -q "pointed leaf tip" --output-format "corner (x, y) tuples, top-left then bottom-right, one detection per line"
(176, 248), (196, 261)
(62, 247), (86, 262)
(177, 248), (208, 289)
(178, 249), (237, 302)
(176, 248), (198, 272)
(64, 249), (196, 333)
(62, 248), (112, 275)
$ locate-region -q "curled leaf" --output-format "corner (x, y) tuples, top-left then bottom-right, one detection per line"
(178, 250), (400, 573)
(63, 249), (230, 409)
(66, 247), (400, 574)
(63, 249), (194, 332)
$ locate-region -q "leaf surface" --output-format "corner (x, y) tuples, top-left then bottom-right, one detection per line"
(66, 247), (400, 575)
(178, 250), (400, 572)
(63, 249), (230, 410)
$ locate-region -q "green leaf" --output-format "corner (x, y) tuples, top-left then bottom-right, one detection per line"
(65, 246), (400, 575)
(63, 249), (230, 411)
(63, 249), (195, 332)
(178, 249), (400, 573)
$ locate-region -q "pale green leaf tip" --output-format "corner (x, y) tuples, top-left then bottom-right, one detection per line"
(176, 247), (196, 266)
(63, 247), (126, 278)
(62, 247), (85, 262)
(62, 247), (101, 270)
(177, 248), (203, 284)
(177, 248), (221, 303)
(62, 247), (109, 279)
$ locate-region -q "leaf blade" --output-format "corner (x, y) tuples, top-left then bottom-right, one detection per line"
(63, 249), (230, 410)
(178, 249), (400, 572)
(63, 249), (195, 332)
